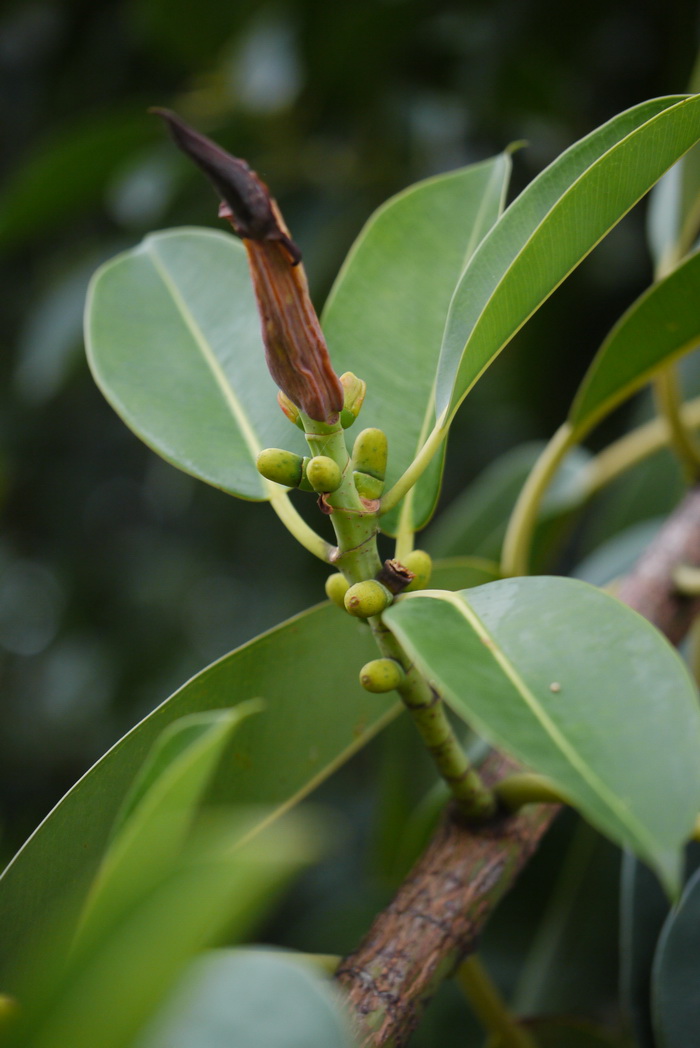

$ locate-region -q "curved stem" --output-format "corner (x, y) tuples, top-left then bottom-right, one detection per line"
(269, 490), (334, 562)
(581, 395), (700, 498)
(653, 367), (700, 482)
(501, 422), (576, 578)
(380, 419), (448, 517)
(495, 773), (567, 811)
(457, 956), (538, 1048)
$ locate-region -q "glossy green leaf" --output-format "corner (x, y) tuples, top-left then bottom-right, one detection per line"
(429, 555), (501, 589)
(569, 249), (700, 432)
(385, 577), (700, 893)
(85, 228), (306, 500)
(427, 442), (591, 562)
(652, 866), (700, 1047)
(0, 601), (397, 986)
(437, 95), (700, 423)
(322, 155), (511, 534)
(137, 949), (356, 1048)
(5, 814), (318, 1048)
(75, 706), (262, 958)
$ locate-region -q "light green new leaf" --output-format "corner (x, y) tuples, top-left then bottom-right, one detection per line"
(85, 228), (306, 500)
(569, 249), (700, 433)
(74, 705), (262, 958)
(0, 602), (397, 986)
(137, 949), (356, 1048)
(437, 95), (700, 424)
(652, 866), (700, 1047)
(5, 814), (319, 1048)
(385, 577), (700, 893)
(322, 155), (511, 534)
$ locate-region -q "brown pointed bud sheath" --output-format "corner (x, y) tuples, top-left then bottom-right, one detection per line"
(152, 108), (345, 423)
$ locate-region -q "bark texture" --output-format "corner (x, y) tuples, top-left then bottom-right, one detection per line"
(337, 483), (700, 1046)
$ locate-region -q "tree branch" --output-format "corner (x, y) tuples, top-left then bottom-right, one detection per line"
(336, 483), (700, 1047)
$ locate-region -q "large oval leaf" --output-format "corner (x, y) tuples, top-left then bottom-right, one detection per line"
(437, 95), (700, 423)
(85, 228), (306, 500)
(569, 249), (700, 433)
(0, 601), (396, 986)
(652, 865), (700, 1047)
(322, 156), (510, 534)
(384, 577), (700, 893)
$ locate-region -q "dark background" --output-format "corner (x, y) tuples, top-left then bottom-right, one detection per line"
(0, 4), (698, 1023)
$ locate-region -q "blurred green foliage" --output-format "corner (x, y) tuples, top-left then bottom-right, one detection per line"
(0, 2), (699, 1042)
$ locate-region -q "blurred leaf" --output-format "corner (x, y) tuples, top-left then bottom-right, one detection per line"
(437, 95), (700, 423)
(322, 155), (511, 535)
(569, 249), (700, 433)
(652, 866), (700, 1047)
(5, 813), (318, 1048)
(0, 601), (398, 986)
(429, 555), (501, 589)
(86, 228), (308, 500)
(427, 442), (591, 562)
(136, 948), (356, 1048)
(620, 851), (671, 1048)
(0, 111), (156, 252)
(385, 578), (700, 894)
(75, 705), (262, 958)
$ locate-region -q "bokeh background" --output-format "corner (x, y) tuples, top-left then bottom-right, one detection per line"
(1, 0), (699, 1036)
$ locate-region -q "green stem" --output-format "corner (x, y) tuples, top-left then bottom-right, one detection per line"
(269, 490), (334, 563)
(581, 394), (700, 498)
(299, 415), (495, 821)
(495, 773), (566, 811)
(653, 367), (700, 483)
(369, 619), (496, 820)
(457, 956), (537, 1048)
(501, 422), (575, 578)
(380, 419), (448, 517)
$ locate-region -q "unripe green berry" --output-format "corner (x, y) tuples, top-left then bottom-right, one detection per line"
(359, 658), (405, 693)
(306, 455), (343, 493)
(256, 448), (304, 487)
(353, 470), (384, 500)
(352, 428), (388, 481)
(325, 572), (349, 607)
(403, 549), (433, 591)
(344, 580), (392, 618)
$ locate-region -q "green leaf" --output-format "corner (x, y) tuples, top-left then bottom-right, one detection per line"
(322, 155), (511, 534)
(136, 949), (356, 1048)
(652, 866), (700, 1047)
(5, 814), (319, 1048)
(429, 555), (501, 589)
(437, 95), (700, 423)
(427, 442), (591, 562)
(522, 1017), (625, 1047)
(74, 706), (262, 958)
(384, 577), (700, 893)
(569, 249), (700, 433)
(85, 228), (306, 500)
(0, 602), (398, 986)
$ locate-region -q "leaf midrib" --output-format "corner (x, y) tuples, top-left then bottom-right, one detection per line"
(145, 236), (274, 496)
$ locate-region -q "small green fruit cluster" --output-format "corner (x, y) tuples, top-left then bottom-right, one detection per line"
(352, 428), (388, 500)
(403, 549), (432, 591)
(256, 449), (343, 493)
(359, 658), (405, 693)
(344, 580), (392, 618)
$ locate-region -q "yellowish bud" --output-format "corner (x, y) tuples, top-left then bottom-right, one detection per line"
(339, 372), (367, 429)
(256, 448), (304, 487)
(344, 580), (392, 618)
(359, 658), (405, 693)
(306, 455), (343, 493)
(403, 549), (433, 591)
(352, 428), (388, 481)
(325, 572), (349, 607)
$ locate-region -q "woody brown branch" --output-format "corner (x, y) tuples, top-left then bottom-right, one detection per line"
(336, 483), (700, 1047)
